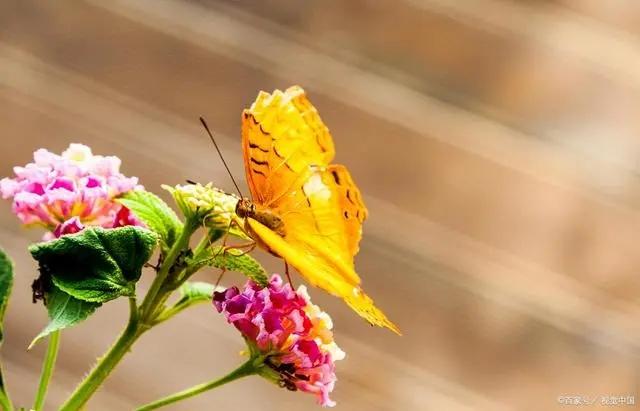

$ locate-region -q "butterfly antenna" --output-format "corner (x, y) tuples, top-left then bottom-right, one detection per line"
(199, 116), (244, 198)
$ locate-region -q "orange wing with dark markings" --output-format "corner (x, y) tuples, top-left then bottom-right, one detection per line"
(327, 164), (368, 256)
(239, 86), (400, 334)
(241, 86), (334, 206)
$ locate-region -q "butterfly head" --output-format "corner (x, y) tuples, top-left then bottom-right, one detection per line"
(235, 198), (256, 219)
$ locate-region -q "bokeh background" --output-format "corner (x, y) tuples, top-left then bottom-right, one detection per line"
(1, 0), (640, 410)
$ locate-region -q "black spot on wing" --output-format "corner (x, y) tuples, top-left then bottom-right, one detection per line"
(259, 124), (270, 135)
(271, 146), (294, 171)
(292, 97), (330, 154)
(346, 189), (356, 204)
(309, 200), (323, 232)
(273, 146), (285, 159)
(250, 157), (269, 166)
(251, 168), (267, 177)
(331, 170), (341, 185)
(316, 133), (328, 153)
(249, 142), (270, 153)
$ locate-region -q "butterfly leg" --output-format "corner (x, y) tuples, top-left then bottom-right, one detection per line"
(213, 217), (245, 258)
(212, 220), (234, 258)
(208, 218), (258, 258)
(223, 241), (256, 257)
(284, 261), (294, 287)
(214, 268), (227, 288)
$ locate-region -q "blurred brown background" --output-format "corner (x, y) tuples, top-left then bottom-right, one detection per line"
(1, 0), (640, 410)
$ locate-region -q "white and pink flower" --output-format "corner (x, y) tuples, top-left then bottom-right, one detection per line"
(1, 144), (141, 238)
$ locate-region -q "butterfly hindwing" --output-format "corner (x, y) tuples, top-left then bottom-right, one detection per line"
(325, 165), (368, 256)
(279, 167), (359, 284)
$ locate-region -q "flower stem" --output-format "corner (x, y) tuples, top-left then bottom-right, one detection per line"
(139, 223), (197, 320)
(32, 330), (60, 411)
(59, 221), (198, 410)
(170, 228), (223, 289)
(135, 359), (256, 411)
(0, 369), (13, 411)
(58, 299), (140, 411)
(150, 298), (202, 326)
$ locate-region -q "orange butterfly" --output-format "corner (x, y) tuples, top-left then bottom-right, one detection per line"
(233, 86), (400, 334)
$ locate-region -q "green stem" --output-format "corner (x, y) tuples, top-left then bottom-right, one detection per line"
(58, 299), (140, 411)
(139, 223), (197, 320)
(194, 229), (220, 255)
(32, 330), (60, 411)
(173, 229), (223, 288)
(150, 229), (223, 322)
(135, 359), (256, 411)
(152, 297), (211, 326)
(59, 221), (199, 411)
(0, 369), (13, 411)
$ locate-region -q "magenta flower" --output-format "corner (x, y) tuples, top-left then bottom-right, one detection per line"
(0, 144), (141, 238)
(214, 275), (345, 407)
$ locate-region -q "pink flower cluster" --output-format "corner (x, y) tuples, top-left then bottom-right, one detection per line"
(0, 144), (141, 238)
(214, 275), (345, 407)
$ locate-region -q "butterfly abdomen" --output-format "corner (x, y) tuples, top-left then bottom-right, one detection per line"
(252, 211), (286, 236)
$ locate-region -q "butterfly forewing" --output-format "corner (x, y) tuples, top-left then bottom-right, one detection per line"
(241, 86), (334, 207)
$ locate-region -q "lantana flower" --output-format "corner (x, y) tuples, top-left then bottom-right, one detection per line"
(214, 274), (345, 407)
(0, 144), (141, 238)
(163, 182), (246, 237)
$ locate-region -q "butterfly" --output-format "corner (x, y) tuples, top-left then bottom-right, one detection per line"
(233, 85), (400, 334)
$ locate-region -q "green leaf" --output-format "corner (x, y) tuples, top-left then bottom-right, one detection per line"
(29, 285), (100, 349)
(117, 190), (183, 248)
(178, 281), (217, 304)
(190, 246), (268, 287)
(0, 248), (14, 346)
(29, 226), (157, 303)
